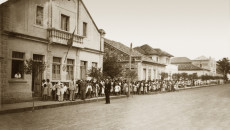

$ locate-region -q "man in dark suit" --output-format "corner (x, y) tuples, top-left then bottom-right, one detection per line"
(80, 80), (86, 100)
(105, 79), (111, 104)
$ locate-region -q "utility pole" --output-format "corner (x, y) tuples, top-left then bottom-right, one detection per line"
(128, 43), (132, 97)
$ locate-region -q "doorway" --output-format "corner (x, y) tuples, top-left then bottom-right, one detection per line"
(32, 54), (44, 97)
(80, 61), (87, 80)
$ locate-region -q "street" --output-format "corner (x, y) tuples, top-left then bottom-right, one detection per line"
(0, 84), (230, 130)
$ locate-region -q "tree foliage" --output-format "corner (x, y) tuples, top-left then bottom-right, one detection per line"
(103, 54), (123, 79)
(124, 69), (138, 81)
(88, 67), (103, 81)
(24, 58), (46, 76)
(160, 72), (168, 80)
(217, 58), (230, 81)
(172, 73), (181, 80)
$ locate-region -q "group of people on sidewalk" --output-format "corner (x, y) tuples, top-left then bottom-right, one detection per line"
(41, 78), (224, 103)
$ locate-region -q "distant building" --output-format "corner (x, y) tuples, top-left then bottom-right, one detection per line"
(171, 57), (211, 77)
(134, 44), (175, 80)
(104, 39), (171, 81)
(192, 56), (216, 76)
(0, 0), (105, 103)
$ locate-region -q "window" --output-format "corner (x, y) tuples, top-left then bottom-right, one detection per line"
(200, 64), (202, 68)
(148, 69), (151, 80)
(36, 6), (44, 26)
(83, 22), (87, 36)
(92, 62), (97, 68)
(80, 61), (87, 80)
(52, 57), (61, 80)
(166, 58), (169, 64)
(67, 59), (74, 80)
(33, 54), (43, 62)
(156, 57), (159, 62)
(11, 51), (24, 79)
(61, 14), (69, 31)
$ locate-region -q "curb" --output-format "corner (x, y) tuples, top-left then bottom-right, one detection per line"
(0, 95), (126, 115)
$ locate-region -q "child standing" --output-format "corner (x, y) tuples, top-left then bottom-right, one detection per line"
(42, 79), (47, 101)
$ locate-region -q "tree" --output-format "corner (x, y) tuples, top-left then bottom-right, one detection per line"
(192, 73), (198, 80)
(172, 73), (181, 80)
(24, 58), (46, 76)
(124, 69), (138, 81)
(88, 67), (103, 81)
(217, 58), (230, 81)
(24, 58), (46, 92)
(160, 72), (168, 81)
(181, 73), (188, 80)
(103, 54), (123, 79)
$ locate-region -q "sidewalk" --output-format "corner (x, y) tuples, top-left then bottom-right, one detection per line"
(0, 95), (126, 115)
(0, 84), (221, 115)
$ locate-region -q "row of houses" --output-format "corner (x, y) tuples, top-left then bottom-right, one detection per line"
(0, 0), (218, 104)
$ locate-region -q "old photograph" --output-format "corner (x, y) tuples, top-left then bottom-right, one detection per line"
(0, 0), (230, 129)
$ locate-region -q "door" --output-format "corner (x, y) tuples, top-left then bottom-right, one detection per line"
(32, 54), (43, 97)
(143, 69), (146, 81)
(80, 61), (87, 80)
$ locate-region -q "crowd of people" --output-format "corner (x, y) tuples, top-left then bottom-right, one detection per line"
(41, 78), (224, 102)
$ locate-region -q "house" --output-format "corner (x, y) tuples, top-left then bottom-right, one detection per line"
(134, 44), (175, 79)
(0, 0), (105, 103)
(104, 39), (173, 81)
(192, 56), (216, 76)
(171, 57), (211, 76)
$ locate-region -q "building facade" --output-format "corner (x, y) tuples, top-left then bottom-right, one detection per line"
(192, 56), (216, 76)
(171, 57), (211, 77)
(134, 44), (174, 80)
(104, 39), (171, 81)
(0, 0), (105, 103)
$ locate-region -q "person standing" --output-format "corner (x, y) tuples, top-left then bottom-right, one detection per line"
(69, 79), (75, 101)
(105, 79), (111, 104)
(46, 79), (52, 100)
(80, 80), (86, 100)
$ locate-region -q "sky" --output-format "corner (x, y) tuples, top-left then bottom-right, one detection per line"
(83, 0), (230, 61)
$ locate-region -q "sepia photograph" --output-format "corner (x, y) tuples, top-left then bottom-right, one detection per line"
(0, 0), (229, 129)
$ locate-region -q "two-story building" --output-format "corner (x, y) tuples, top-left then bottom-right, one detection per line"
(104, 39), (173, 81)
(0, 0), (105, 103)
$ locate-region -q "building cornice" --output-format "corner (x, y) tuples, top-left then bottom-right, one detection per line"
(3, 30), (48, 44)
(142, 60), (166, 66)
(82, 47), (104, 55)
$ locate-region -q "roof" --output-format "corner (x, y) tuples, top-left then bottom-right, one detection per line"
(193, 56), (209, 61)
(80, 1), (103, 34)
(0, 0), (8, 5)
(104, 38), (166, 66)
(104, 38), (143, 57)
(134, 44), (173, 57)
(178, 64), (210, 71)
(171, 57), (192, 64)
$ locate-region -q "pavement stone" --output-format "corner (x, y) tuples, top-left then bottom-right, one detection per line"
(0, 84), (229, 129)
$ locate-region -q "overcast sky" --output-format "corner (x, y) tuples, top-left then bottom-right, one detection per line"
(83, 0), (230, 61)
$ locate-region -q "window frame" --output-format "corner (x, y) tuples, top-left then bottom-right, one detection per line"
(11, 51), (25, 79)
(35, 5), (44, 26)
(66, 59), (74, 80)
(52, 57), (62, 80)
(61, 14), (70, 31)
(92, 62), (98, 68)
(83, 22), (87, 37)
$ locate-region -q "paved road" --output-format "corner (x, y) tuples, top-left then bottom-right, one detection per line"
(0, 84), (230, 130)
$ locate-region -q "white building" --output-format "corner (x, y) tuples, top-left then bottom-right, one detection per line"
(0, 0), (105, 103)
